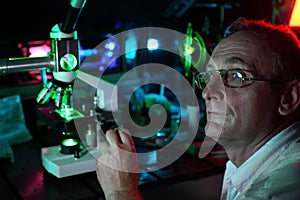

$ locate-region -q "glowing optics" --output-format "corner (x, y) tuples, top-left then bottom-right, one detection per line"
(105, 41), (116, 50)
(61, 138), (79, 147)
(99, 65), (105, 71)
(60, 138), (81, 155)
(184, 45), (195, 55)
(60, 54), (78, 71)
(54, 107), (84, 121)
(180, 22), (207, 76)
(125, 32), (137, 59)
(289, 0), (300, 27)
(147, 38), (159, 50)
(106, 51), (113, 58)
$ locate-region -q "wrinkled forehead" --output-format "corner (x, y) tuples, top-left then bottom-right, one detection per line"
(207, 32), (273, 74)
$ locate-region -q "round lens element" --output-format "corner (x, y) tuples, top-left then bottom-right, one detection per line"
(60, 54), (78, 71)
(60, 138), (80, 154)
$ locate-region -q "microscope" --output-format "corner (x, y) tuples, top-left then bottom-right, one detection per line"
(0, 0), (112, 178)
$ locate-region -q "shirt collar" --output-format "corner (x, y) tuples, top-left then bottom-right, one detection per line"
(226, 120), (300, 193)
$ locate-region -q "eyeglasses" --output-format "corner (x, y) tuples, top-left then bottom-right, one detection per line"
(195, 68), (276, 89)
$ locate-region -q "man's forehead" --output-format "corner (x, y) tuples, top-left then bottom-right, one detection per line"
(211, 33), (255, 55)
(208, 56), (249, 67)
(207, 32), (269, 71)
(207, 53), (251, 71)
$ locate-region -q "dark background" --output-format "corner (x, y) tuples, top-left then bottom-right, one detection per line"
(0, 0), (276, 42)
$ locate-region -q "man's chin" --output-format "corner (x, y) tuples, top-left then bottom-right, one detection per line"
(204, 122), (224, 141)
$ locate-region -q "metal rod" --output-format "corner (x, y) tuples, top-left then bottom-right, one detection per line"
(0, 56), (54, 76)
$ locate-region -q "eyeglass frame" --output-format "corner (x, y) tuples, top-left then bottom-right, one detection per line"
(194, 68), (281, 90)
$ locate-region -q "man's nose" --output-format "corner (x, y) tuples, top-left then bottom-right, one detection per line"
(202, 76), (225, 100)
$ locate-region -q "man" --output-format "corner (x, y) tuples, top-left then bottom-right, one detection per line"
(96, 18), (300, 199)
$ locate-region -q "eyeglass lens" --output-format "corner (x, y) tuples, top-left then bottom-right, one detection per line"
(195, 69), (253, 89)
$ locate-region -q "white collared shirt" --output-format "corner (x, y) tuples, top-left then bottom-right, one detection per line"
(221, 121), (300, 200)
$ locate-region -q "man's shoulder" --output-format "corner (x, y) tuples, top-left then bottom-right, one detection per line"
(242, 142), (300, 199)
(265, 140), (300, 176)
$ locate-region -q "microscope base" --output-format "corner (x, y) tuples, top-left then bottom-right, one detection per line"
(41, 145), (100, 178)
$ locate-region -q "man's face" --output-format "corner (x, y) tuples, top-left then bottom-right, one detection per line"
(202, 31), (280, 147)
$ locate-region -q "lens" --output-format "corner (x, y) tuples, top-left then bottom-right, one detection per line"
(198, 80), (207, 89)
(225, 71), (243, 88)
(225, 69), (255, 88)
(36, 82), (54, 104)
(55, 87), (63, 108)
(195, 74), (207, 89)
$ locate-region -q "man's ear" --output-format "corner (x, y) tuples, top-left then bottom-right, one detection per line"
(278, 81), (300, 116)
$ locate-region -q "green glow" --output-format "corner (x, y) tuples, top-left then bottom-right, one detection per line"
(184, 45), (195, 55)
(61, 138), (78, 147)
(180, 22), (207, 76)
(60, 53), (78, 71)
(54, 108), (84, 121)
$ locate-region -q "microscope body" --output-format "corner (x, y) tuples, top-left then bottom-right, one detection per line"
(0, 0), (102, 178)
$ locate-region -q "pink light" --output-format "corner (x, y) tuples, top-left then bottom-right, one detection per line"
(19, 170), (46, 199)
(29, 44), (50, 57)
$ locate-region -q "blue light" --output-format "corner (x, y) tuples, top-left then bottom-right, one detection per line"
(105, 41), (116, 50)
(125, 33), (137, 59)
(106, 51), (113, 58)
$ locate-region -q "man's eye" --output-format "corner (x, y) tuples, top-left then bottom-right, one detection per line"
(233, 71), (243, 79)
(228, 71), (244, 79)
